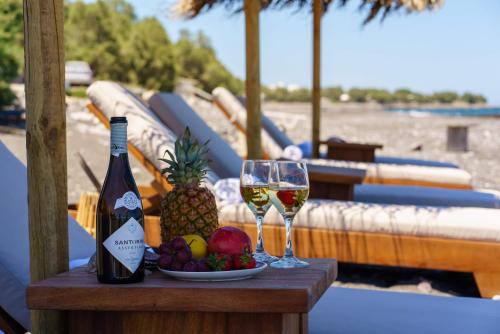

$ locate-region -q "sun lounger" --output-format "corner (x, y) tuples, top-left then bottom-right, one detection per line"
(87, 81), (500, 297)
(146, 89), (500, 208)
(310, 287), (500, 334)
(0, 141), (95, 332)
(212, 87), (468, 187)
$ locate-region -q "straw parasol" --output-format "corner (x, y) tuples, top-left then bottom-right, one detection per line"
(175, 0), (443, 158)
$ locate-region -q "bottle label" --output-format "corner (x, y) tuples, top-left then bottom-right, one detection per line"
(114, 191), (142, 210)
(110, 122), (127, 157)
(103, 217), (144, 273)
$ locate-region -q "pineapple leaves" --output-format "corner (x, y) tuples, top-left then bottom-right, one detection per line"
(158, 127), (210, 186)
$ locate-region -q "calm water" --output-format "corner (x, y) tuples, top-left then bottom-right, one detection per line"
(386, 107), (500, 117)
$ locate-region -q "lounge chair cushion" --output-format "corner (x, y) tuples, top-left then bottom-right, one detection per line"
(181, 92), (247, 158)
(376, 155), (458, 168)
(87, 81), (179, 175)
(149, 92), (242, 179)
(306, 158), (472, 188)
(212, 87), (283, 159)
(0, 141), (95, 329)
(219, 199), (500, 242)
(212, 87), (472, 188)
(354, 184), (500, 209)
(310, 288), (500, 334)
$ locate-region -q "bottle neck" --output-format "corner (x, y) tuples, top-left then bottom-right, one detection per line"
(110, 122), (128, 157)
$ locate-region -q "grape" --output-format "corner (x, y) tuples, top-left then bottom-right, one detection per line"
(158, 254), (173, 269)
(176, 248), (192, 264)
(171, 237), (188, 250)
(183, 261), (198, 272)
(171, 261), (184, 271)
(159, 242), (175, 255)
(197, 259), (210, 272)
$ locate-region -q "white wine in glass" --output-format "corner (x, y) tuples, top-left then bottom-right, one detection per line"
(240, 160), (278, 263)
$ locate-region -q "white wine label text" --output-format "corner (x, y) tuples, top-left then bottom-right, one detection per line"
(114, 191), (142, 210)
(103, 217), (144, 273)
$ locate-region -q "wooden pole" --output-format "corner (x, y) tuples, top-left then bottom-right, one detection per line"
(312, 0), (322, 158)
(244, 0), (262, 159)
(24, 0), (68, 333)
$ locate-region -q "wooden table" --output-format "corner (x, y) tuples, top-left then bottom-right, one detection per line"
(27, 259), (337, 334)
(307, 164), (365, 201)
(320, 140), (383, 163)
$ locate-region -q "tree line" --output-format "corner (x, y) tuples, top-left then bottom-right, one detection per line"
(264, 86), (487, 104)
(0, 0), (243, 108)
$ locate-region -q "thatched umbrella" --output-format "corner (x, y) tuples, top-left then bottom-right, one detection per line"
(175, 0), (443, 159)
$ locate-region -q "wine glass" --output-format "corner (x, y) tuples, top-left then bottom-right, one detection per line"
(269, 161), (310, 268)
(240, 160), (279, 263)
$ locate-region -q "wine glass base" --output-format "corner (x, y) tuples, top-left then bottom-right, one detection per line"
(253, 251), (279, 264)
(270, 256), (309, 269)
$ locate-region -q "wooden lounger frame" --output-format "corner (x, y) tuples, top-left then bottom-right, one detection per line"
(214, 99), (472, 190)
(85, 102), (500, 298)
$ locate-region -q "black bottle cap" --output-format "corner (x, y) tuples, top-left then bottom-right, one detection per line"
(110, 116), (127, 124)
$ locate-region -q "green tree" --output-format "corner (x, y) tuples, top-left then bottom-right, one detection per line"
(0, 0), (23, 107)
(65, 0), (131, 82)
(461, 92), (487, 104)
(348, 88), (368, 102)
(322, 86), (343, 102)
(431, 91), (459, 104)
(123, 18), (176, 91)
(175, 30), (243, 94)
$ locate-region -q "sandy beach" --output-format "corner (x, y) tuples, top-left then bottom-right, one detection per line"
(1, 97), (497, 297)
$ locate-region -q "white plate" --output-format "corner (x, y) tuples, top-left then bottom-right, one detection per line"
(158, 262), (267, 282)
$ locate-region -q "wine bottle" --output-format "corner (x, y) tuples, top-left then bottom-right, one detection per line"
(96, 116), (145, 284)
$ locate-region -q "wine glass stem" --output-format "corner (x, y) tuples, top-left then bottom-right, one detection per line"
(283, 215), (295, 257)
(255, 215), (265, 253)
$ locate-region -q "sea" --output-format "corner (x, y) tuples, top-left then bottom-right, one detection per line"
(386, 107), (500, 117)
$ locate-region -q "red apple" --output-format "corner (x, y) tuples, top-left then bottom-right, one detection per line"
(207, 227), (252, 256)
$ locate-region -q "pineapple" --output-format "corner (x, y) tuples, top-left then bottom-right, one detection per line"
(160, 127), (219, 241)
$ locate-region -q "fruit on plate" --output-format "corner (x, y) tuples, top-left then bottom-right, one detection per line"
(207, 253), (233, 271)
(233, 251), (257, 270)
(158, 238), (194, 271)
(197, 258), (210, 272)
(182, 234), (208, 260)
(207, 226), (252, 256)
(159, 127), (219, 241)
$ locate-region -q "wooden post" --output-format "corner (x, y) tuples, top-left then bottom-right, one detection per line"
(244, 0), (262, 159)
(24, 0), (69, 333)
(312, 0), (322, 159)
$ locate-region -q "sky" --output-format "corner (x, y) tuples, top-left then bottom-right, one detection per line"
(126, 0), (500, 104)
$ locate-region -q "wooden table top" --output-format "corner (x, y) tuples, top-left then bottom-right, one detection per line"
(27, 258), (337, 314)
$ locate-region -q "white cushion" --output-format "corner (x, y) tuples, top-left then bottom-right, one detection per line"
(0, 141), (95, 329)
(87, 81), (178, 175)
(307, 158), (472, 188)
(310, 288), (500, 334)
(181, 92), (247, 158)
(219, 199), (500, 242)
(212, 87), (472, 187)
(148, 92), (242, 179)
(212, 87), (283, 159)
